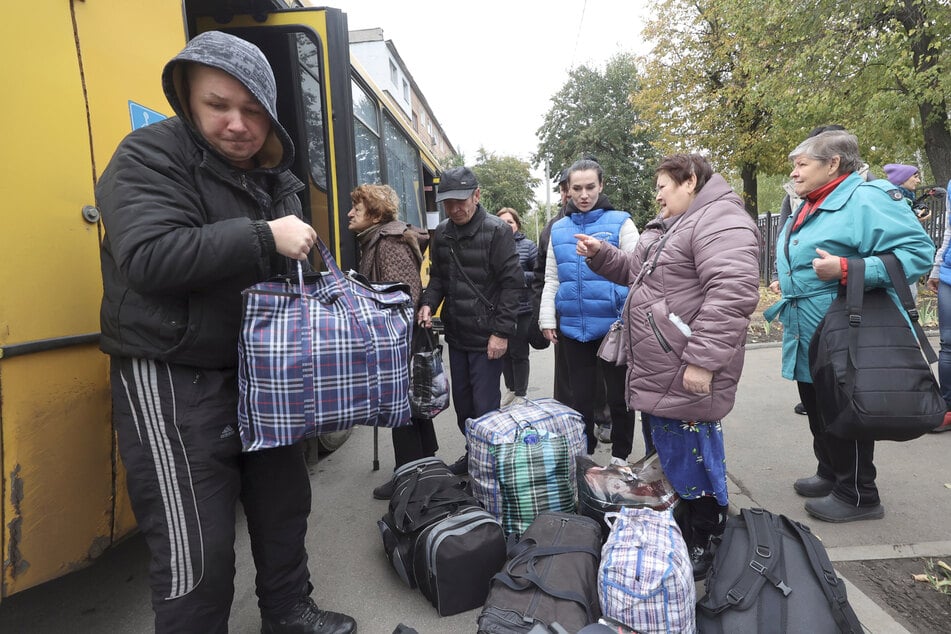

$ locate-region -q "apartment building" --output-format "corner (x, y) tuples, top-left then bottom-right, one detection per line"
(349, 28), (456, 165)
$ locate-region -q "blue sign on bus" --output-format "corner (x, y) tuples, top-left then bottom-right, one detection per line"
(128, 101), (167, 130)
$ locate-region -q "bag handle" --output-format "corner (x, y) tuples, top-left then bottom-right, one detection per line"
(492, 542), (600, 623)
(878, 253), (938, 363)
(295, 260), (318, 437)
(843, 254), (938, 399)
(448, 246), (496, 313)
(412, 325), (439, 354)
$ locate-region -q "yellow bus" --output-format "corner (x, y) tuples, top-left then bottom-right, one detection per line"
(0, 0), (442, 601)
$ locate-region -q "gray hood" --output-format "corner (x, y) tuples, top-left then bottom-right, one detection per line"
(161, 30), (294, 171)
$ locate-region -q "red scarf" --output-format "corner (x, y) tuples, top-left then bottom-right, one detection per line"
(791, 173), (849, 232)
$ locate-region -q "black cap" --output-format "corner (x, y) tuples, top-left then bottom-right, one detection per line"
(436, 167), (479, 202)
(555, 168), (569, 186)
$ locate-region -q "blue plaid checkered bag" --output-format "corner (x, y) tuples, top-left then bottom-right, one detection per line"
(598, 507), (695, 633)
(237, 237), (413, 452)
(489, 427), (576, 537)
(466, 398), (585, 523)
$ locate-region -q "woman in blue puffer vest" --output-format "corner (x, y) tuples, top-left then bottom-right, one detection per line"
(539, 158), (642, 457)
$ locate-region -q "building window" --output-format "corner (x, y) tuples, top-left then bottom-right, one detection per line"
(412, 111), (419, 132)
(402, 79), (409, 102)
(389, 59), (397, 86)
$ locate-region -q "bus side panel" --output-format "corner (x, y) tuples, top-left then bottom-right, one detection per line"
(74, 0), (188, 549)
(0, 352), (111, 598)
(0, 2), (116, 599)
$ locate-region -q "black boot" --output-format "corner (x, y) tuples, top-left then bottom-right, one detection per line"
(261, 596), (357, 634)
(689, 536), (715, 582)
(685, 497), (728, 581)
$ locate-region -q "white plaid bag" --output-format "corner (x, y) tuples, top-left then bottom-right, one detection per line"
(237, 237), (413, 452)
(465, 398), (585, 523)
(598, 507), (695, 634)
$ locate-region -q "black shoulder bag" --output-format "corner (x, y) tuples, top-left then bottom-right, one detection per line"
(808, 253), (944, 441)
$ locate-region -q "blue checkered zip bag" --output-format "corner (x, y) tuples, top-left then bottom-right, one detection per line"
(466, 398), (585, 523)
(237, 237), (413, 452)
(598, 507), (695, 633)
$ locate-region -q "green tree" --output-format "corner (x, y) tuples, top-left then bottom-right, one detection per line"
(635, 0), (951, 212)
(534, 54), (660, 229)
(471, 148), (540, 217)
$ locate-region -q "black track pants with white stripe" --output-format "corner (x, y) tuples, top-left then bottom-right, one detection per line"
(112, 358), (312, 633)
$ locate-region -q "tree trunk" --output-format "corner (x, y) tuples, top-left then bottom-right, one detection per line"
(741, 162), (758, 221)
(921, 100), (951, 186)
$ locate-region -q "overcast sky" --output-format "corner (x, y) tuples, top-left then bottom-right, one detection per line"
(321, 0), (652, 196)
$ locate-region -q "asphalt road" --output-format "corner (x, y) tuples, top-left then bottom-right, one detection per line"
(0, 342), (948, 633)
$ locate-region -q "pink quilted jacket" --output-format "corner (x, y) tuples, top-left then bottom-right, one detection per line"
(588, 175), (761, 421)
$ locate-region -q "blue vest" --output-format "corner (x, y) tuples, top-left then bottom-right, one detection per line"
(551, 208), (630, 342)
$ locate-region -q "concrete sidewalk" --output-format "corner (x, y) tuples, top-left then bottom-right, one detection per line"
(1, 342), (947, 633)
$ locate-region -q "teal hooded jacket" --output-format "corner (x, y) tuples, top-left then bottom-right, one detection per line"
(765, 172), (935, 382)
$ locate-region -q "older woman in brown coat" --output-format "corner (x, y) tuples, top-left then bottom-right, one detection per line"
(348, 184), (437, 499)
(576, 154), (760, 579)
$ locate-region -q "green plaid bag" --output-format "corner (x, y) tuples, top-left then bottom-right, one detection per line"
(490, 427), (575, 537)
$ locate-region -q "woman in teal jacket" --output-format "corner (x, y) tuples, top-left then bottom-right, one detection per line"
(765, 130), (934, 523)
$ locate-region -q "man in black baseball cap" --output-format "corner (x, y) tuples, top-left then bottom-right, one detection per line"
(419, 166), (524, 474)
(436, 166), (479, 202)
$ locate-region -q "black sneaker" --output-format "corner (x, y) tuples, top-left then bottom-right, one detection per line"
(793, 402), (807, 415)
(261, 597), (356, 634)
(447, 453), (468, 476)
(372, 477), (395, 500)
(689, 543), (714, 581)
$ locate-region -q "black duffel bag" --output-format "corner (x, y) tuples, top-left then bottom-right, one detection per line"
(377, 457), (477, 588)
(477, 512), (602, 633)
(808, 253), (944, 441)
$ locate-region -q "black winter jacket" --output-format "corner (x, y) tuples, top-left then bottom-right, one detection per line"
(421, 205), (524, 351)
(97, 119), (304, 368)
(513, 232), (538, 315)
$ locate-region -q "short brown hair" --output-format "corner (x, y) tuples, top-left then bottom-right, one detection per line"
(350, 184), (399, 223)
(655, 154), (713, 192)
(496, 207), (522, 230)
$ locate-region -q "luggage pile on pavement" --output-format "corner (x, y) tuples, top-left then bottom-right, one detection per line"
(376, 398), (865, 632)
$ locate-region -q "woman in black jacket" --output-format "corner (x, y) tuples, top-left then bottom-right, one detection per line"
(497, 208), (538, 405)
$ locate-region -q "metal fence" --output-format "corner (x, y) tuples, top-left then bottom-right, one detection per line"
(756, 187), (947, 284)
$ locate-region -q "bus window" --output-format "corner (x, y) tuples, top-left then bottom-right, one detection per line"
(294, 32), (328, 190)
(352, 79), (381, 184)
(294, 32), (333, 244)
(383, 114), (424, 228)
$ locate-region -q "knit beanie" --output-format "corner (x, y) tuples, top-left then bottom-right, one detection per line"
(884, 163), (918, 187)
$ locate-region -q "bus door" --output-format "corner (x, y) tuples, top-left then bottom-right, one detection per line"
(194, 7), (359, 270)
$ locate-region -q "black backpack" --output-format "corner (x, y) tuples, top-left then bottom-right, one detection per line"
(696, 508), (863, 633)
(808, 253), (944, 441)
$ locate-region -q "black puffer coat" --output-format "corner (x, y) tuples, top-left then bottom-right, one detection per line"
(421, 205), (524, 351)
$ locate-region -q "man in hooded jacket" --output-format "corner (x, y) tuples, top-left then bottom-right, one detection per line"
(97, 31), (355, 634)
